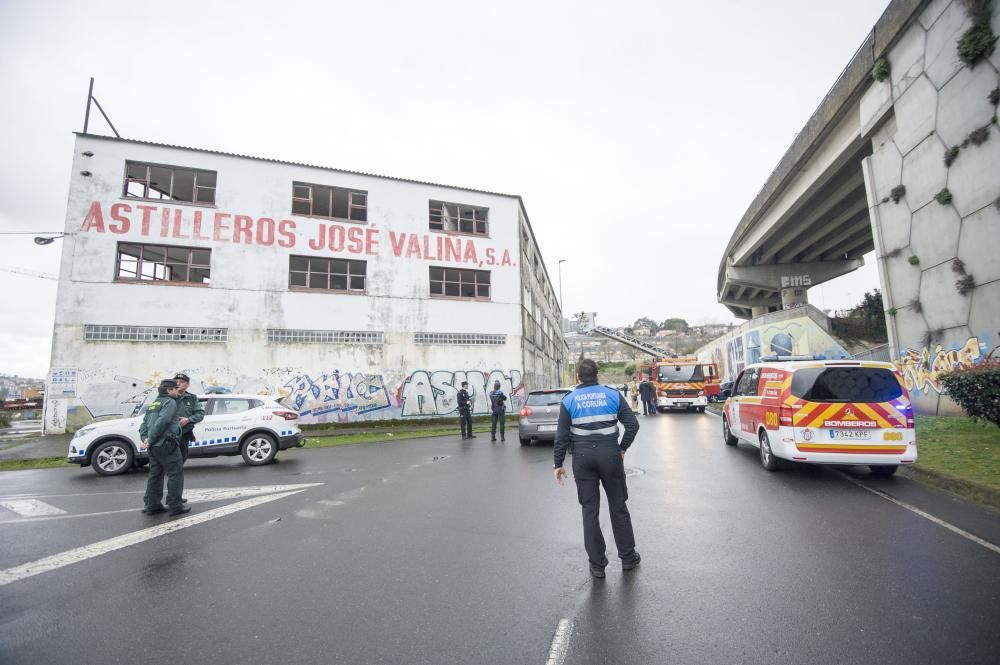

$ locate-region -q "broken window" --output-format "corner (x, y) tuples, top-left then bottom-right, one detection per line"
(115, 243), (211, 284)
(289, 255), (367, 292)
(429, 266), (490, 299)
(292, 182), (367, 222)
(124, 162), (216, 205)
(428, 201), (488, 235)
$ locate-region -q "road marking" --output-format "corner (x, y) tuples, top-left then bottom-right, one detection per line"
(703, 409), (721, 418)
(0, 484), (324, 525)
(545, 618), (573, 665)
(836, 471), (1000, 556)
(0, 499), (67, 517)
(0, 488), (310, 587)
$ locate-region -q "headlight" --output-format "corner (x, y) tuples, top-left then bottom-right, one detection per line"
(698, 391), (705, 396)
(73, 425), (97, 438)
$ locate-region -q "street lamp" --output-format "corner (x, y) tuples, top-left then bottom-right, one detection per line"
(33, 233), (67, 245)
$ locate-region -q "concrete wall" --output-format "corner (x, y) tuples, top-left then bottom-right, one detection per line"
(45, 135), (562, 432)
(860, 0), (999, 415)
(695, 306), (851, 385)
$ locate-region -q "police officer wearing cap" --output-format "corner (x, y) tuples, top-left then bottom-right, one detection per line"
(553, 358), (641, 578)
(139, 379), (189, 516)
(173, 373), (204, 467)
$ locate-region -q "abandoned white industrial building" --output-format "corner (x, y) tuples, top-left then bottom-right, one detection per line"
(44, 134), (565, 432)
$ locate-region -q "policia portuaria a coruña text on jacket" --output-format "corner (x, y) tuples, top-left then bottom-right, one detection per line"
(554, 371), (641, 577)
(138, 379), (189, 516)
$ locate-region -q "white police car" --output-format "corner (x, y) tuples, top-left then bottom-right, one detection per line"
(67, 393), (303, 476)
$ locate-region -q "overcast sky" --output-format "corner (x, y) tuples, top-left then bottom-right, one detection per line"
(0, 0), (889, 379)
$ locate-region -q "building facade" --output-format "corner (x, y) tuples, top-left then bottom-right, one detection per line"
(44, 134), (564, 432)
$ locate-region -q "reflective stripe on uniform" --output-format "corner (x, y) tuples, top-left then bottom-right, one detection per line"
(571, 414), (618, 425)
(571, 425), (619, 436)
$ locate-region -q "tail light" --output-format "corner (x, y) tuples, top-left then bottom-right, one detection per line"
(779, 405), (794, 427)
(273, 410), (299, 420)
(520, 407), (533, 417)
(901, 404), (914, 429)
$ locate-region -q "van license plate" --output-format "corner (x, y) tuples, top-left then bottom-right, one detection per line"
(538, 425), (557, 432)
(830, 429), (870, 440)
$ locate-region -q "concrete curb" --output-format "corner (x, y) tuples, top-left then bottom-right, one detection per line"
(901, 466), (1000, 512)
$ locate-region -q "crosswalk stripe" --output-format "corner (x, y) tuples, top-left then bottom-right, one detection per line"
(0, 499), (68, 517)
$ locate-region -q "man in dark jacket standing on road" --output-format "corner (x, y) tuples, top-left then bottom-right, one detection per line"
(489, 380), (507, 442)
(457, 381), (475, 439)
(637, 378), (652, 415)
(139, 379), (189, 516)
(173, 373), (204, 465)
(554, 358), (641, 578)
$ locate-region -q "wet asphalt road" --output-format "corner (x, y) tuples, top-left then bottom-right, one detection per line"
(1, 413), (999, 665)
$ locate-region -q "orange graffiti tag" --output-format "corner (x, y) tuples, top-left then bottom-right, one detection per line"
(897, 337), (983, 394)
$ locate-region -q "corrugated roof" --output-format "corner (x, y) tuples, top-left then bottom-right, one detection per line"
(74, 132), (519, 199)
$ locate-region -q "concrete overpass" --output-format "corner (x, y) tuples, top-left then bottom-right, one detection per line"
(716, 0), (1000, 416)
(717, 0), (926, 319)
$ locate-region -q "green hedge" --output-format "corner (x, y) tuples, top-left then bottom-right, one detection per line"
(939, 360), (1000, 427)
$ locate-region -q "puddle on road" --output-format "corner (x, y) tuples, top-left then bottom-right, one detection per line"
(624, 466), (645, 477)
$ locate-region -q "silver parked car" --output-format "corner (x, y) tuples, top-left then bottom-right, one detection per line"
(518, 389), (571, 446)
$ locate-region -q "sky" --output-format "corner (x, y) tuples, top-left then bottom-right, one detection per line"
(0, 0), (889, 379)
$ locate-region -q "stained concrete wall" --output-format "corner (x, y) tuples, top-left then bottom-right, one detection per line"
(860, 0), (999, 415)
(45, 135), (562, 432)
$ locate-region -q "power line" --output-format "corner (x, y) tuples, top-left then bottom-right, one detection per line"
(0, 266), (58, 280)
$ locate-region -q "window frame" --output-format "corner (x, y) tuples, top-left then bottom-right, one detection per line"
(428, 266), (491, 301)
(288, 255), (368, 294)
(428, 200), (489, 237)
(123, 160), (217, 206)
(114, 242), (212, 286)
(291, 181), (368, 223)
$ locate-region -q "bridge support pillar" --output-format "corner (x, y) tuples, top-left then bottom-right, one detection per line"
(781, 286), (808, 310)
(750, 305), (770, 318)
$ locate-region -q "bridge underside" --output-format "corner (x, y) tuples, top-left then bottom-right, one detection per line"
(719, 144), (874, 319)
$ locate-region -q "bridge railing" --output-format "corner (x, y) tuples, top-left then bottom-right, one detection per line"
(851, 344), (892, 363)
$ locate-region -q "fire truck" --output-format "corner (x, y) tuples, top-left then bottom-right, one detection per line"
(638, 356), (720, 413)
(576, 315), (719, 413)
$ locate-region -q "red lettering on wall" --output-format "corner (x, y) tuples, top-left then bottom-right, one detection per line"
(347, 226), (364, 254)
(136, 205), (156, 235)
(171, 209), (189, 239)
(278, 220), (296, 248)
(109, 203), (131, 234)
(406, 234), (422, 259)
(485, 248), (496, 266)
(500, 250), (512, 266)
(389, 231), (407, 257)
(160, 208), (171, 237)
(308, 223), (326, 251)
(80, 202), (105, 233)
(445, 237), (461, 262)
(192, 211), (211, 240)
(329, 225), (345, 252)
(233, 215), (252, 244)
(365, 228), (379, 255)
(256, 218), (275, 246)
(463, 242), (478, 264)
(213, 212), (232, 241)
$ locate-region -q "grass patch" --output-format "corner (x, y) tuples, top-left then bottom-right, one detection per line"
(914, 416), (1000, 492)
(302, 428), (461, 449)
(0, 457), (67, 472)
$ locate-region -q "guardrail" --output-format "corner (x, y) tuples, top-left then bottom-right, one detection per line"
(852, 344), (892, 363)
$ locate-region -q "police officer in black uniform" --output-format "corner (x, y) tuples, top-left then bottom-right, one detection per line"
(554, 358), (641, 578)
(457, 381), (475, 439)
(489, 380), (507, 442)
(139, 379), (190, 516)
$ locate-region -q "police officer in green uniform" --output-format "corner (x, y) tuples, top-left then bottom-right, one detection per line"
(173, 373), (205, 465)
(139, 379), (190, 516)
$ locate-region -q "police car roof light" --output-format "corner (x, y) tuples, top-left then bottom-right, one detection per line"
(759, 354), (822, 362)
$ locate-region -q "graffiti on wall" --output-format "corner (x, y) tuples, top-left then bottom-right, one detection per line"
(282, 371), (391, 416)
(897, 336), (986, 395)
(700, 313), (851, 385)
(398, 370), (524, 417)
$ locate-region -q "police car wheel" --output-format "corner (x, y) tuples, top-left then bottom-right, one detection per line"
(758, 431), (780, 471)
(92, 440), (134, 476)
(723, 417), (738, 446)
(241, 433), (277, 466)
(869, 465), (898, 477)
